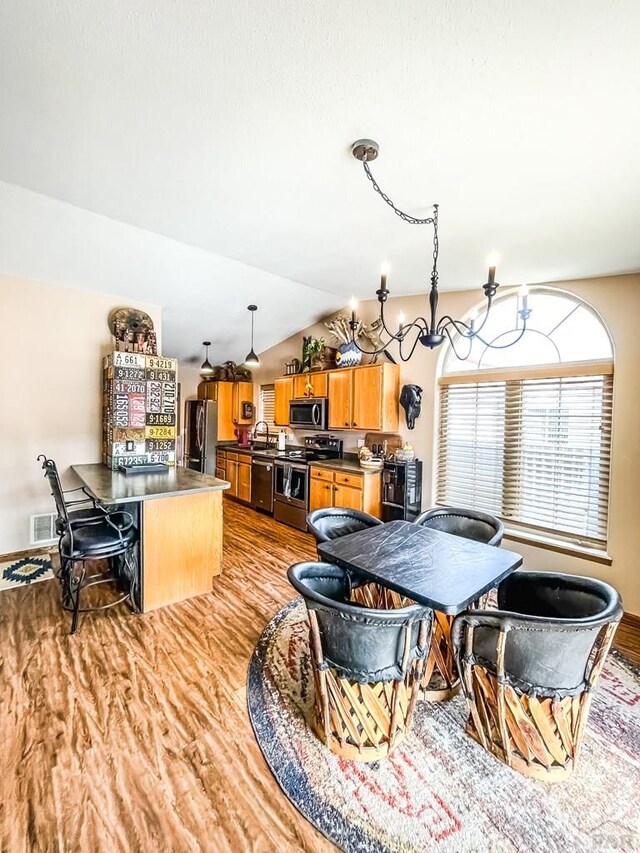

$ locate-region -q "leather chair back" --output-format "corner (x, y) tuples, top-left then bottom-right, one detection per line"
(307, 507), (383, 546)
(415, 506), (504, 547)
(452, 571), (622, 695)
(288, 561), (431, 683)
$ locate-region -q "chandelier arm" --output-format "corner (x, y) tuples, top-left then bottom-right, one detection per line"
(398, 326), (429, 362)
(442, 324), (472, 361)
(464, 316), (529, 350)
(379, 298), (428, 341)
(362, 161), (436, 225)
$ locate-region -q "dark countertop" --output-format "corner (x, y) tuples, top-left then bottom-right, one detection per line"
(309, 458), (382, 476)
(318, 520), (523, 614)
(218, 443), (381, 475)
(72, 464), (230, 505)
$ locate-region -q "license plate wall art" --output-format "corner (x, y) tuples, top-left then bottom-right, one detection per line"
(102, 352), (178, 469)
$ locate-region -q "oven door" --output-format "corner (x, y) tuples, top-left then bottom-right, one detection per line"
(274, 461), (308, 509)
(289, 398), (328, 429)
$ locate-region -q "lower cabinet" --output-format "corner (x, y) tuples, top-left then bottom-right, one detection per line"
(309, 466), (381, 517)
(216, 450), (251, 504)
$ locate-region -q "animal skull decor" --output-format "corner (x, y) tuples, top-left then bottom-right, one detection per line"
(399, 384), (423, 430)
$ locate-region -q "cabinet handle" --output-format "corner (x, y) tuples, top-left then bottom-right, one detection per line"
(344, 421), (349, 426)
(352, 422), (357, 427)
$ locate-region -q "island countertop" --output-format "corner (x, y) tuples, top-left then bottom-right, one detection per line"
(72, 463), (230, 505)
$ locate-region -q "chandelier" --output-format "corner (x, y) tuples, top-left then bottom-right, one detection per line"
(349, 139), (532, 361)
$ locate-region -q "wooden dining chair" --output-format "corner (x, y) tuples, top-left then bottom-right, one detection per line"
(451, 571), (622, 781)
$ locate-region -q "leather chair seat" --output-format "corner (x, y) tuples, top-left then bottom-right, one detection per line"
(60, 514), (138, 559)
(307, 507), (383, 547)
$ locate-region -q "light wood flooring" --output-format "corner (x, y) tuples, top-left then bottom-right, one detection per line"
(1, 502), (639, 852)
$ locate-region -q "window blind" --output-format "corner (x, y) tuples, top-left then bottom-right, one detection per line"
(259, 384), (276, 430)
(437, 369), (613, 547)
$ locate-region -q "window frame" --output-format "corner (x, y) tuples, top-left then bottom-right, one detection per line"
(435, 290), (614, 561)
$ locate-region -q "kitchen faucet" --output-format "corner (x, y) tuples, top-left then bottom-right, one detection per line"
(253, 421), (271, 448)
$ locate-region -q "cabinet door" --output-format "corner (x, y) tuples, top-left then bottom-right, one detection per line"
(274, 377), (293, 425)
(293, 372), (327, 398)
(310, 372), (328, 397)
(225, 459), (238, 498)
(333, 483), (363, 511)
(309, 475), (334, 511)
(237, 462), (251, 503)
(212, 383), (234, 441)
(198, 381), (217, 400)
(352, 365), (383, 430)
(233, 381), (254, 425)
(328, 369), (353, 429)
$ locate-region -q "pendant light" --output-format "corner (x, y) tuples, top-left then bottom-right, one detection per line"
(200, 340), (214, 376)
(244, 305), (260, 366)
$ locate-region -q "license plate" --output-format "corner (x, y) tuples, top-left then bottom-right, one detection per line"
(146, 412), (176, 426)
(113, 427), (145, 442)
(113, 455), (151, 467)
(113, 441), (146, 455)
(162, 381), (176, 414)
(114, 394), (130, 427)
(146, 355), (177, 371)
(146, 439), (175, 452)
(148, 451), (175, 464)
(145, 368), (176, 382)
(114, 380), (146, 395)
(113, 352), (146, 368)
(114, 366), (146, 381)
(146, 380), (162, 413)
(146, 425), (176, 439)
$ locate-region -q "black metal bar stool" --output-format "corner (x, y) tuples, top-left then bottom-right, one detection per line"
(38, 455), (139, 633)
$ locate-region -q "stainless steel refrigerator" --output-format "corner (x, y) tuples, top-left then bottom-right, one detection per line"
(184, 400), (220, 474)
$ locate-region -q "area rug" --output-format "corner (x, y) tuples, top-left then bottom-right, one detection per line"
(0, 552), (54, 591)
(247, 598), (640, 853)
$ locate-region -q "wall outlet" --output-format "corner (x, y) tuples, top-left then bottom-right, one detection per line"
(357, 438), (365, 448)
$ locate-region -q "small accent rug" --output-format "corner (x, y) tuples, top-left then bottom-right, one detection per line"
(247, 598), (640, 853)
(0, 552), (54, 591)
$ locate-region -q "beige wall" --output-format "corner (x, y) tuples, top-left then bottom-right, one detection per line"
(0, 275), (161, 554)
(252, 273), (640, 616)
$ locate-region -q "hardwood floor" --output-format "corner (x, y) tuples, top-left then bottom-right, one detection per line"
(0, 501), (333, 853)
(1, 503), (639, 852)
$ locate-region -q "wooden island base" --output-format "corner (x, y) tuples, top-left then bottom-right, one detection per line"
(142, 489), (223, 612)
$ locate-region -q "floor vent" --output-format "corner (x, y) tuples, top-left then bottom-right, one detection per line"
(30, 513), (57, 545)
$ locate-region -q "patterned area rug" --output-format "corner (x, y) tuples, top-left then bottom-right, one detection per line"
(248, 598), (640, 853)
(0, 552), (53, 591)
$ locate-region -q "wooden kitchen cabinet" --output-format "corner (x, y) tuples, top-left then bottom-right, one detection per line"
(327, 368), (353, 430)
(196, 381), (237, 441)
(225, 456), (238, 498)
(274, 376), (293, 425)
(326, 363), (400, 431)
(233, 381), (255, 425)
(237, 454), (251, 503)
(309, 465), (381, 517)
(293, 372), (328, 399)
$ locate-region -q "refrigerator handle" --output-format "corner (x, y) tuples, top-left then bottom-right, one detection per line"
(197, 406), (205, 452)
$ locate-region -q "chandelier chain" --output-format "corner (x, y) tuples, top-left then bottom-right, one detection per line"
(362, 160), (435, 226)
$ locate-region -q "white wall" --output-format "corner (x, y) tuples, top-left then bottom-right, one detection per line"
(0, 275), (161, 554)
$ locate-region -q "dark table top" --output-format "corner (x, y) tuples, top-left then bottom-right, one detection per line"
(317, 520), (523, 614)
(72, 464), (229, 505)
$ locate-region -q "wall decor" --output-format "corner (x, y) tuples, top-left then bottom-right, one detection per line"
(399, 384), (423, 430)
(108, 307), (158, 355)
(102, 351), (178, 469)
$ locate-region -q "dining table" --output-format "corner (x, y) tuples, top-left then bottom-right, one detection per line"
(317, 519), (523, 615)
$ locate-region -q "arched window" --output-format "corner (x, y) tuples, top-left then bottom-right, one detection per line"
(436, 288), (613, 550)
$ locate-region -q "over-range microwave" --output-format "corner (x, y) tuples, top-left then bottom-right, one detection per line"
(289, 397), (329, 430)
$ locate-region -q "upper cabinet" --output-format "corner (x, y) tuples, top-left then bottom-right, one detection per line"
(274, 376), (293, 426)
(232, 381), (255, 425)
(293, 372), (328, 399)
(329, 363), (399, 432)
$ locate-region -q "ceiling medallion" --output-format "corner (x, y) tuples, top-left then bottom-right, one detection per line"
(349, 139), (532, 361)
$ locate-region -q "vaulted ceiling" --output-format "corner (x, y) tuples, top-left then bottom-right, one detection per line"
(1, 0), (639, 363)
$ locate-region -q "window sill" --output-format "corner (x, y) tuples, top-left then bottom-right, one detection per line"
(503, 528), (612, 566)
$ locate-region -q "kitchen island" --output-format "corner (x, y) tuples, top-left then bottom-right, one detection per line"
(72, 464), (229, 612)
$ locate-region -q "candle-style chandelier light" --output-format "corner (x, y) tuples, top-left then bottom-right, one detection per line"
(349, 139), (532, 361)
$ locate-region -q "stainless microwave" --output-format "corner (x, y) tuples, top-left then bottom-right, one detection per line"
(289, 397), (329, 429)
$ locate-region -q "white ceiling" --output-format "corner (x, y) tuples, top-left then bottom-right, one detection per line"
(1, 0), (639, 362)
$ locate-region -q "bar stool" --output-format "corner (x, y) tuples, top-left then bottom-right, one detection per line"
(38, 455), (139, 633)
(414, 506), (504, 701)
(452, 570), (622, 781)
(288, 561), (432, 761)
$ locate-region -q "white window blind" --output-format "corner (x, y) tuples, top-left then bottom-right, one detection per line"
(437, 368), (613, 547)
(259, 384), (276, 430)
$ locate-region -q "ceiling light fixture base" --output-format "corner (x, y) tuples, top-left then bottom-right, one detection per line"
(351, 139), (379, 162)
